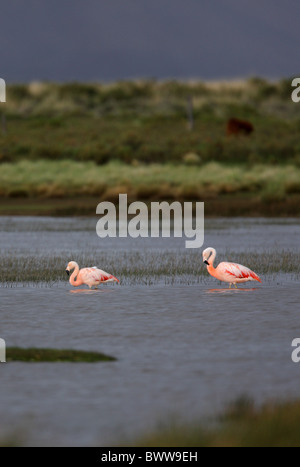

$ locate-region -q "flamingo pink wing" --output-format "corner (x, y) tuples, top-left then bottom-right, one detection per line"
(78, 267), (119, 284)
(95, 268), (119, 283)
(221, 262), (261, 282)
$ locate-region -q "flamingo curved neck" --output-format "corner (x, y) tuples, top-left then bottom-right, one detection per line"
(208, 249), (216, 267)
(207, 249), (217, 275)
(70, 266), (80, 286)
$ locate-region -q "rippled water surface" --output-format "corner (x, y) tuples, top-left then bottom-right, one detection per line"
(0, 217), (299, 446)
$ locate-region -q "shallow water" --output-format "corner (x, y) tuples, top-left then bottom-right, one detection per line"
(0, 217), (300, 446)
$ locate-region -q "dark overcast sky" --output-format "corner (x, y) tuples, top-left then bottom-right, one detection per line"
(1, 0), (299, 83)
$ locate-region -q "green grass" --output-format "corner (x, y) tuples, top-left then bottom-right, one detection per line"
(129, 397), (300, 447)
(1, 113), (299, 166)
(3, 397), (300, 446)
(1, 78), (300, 215)
(0, 249), (299, 285)
(1, 78), (300, 167)
(5, 347), (116, 362)
(3, 396), (300, 446)
(0, 159), (300, 203)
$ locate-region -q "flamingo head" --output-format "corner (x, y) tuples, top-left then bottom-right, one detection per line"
(66, 261), (79, 276)
(202, 247), (216, 266)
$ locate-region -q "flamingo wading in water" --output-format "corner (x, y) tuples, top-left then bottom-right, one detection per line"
(202, 247), (261, 288)
(66, 261), (119, 289)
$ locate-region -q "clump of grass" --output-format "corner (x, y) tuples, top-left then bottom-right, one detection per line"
(182, 152), (202, 165)
(129, 397), (300, 447)
(6, 347), (116, 362)
(0, 433), (23, 447)
(1, 160), (300, 205)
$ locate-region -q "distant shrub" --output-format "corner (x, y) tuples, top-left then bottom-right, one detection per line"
(58, 82), (99, 100)
(183, 152), (202, 165)
(285, 181), (300, 194)
(8, 84), (31, 101)
(278, 77), (295, 99)
(48, 116), (65, 128)
(99, 81), (154, 103)
(33, 145), (63, 160)
(1, 78), (299, 167)
(57, 82), (101, 111)
(160, 80), (209, 98)
(13, 144), (31, 156)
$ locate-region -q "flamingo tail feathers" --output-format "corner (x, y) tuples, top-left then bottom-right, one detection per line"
(100, 272), (119, 283)
(108, 274), (120, 283)
(224, 263), (262, 283)
(250, 270), (262, 283)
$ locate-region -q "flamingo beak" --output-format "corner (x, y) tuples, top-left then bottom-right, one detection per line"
(65, 269), (70, 276)
(204, 260), (209, 265)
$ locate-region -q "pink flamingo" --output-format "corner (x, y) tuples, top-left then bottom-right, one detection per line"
(202, 247), (261, 288)
(66, 261), (119, 289)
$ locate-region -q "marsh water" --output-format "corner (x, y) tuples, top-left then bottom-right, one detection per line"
(0, 216), (300, 446)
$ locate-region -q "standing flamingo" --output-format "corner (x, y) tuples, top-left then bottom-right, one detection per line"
(202, 247), (261, 288)
(66, 261), (119, 289)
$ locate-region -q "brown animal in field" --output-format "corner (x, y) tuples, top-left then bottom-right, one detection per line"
(226, 118), (254, 136)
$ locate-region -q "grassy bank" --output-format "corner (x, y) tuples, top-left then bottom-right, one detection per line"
(0, 160), (300, 216)
(3, 397), (300, 446)
(1, 78), (300, 215)
(129, 397), (300, 447)
(1, 78), (299, 167)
